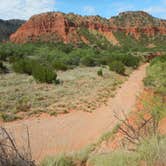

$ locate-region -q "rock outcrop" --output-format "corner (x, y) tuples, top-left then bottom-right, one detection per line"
(10, 11), (166, 45)
(109, 11), (166, 39)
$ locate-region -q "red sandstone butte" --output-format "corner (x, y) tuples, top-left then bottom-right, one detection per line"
(10, 11), (166, 45)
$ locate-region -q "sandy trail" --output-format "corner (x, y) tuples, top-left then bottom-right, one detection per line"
(2, 64), (148, 161)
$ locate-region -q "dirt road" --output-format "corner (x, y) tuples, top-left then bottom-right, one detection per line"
(3, 64), (148, 161)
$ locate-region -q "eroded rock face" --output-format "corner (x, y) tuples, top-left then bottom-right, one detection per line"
(10, 13), (71, 43)
(10, 11), (166, 44)
(109, 11), (166, 39)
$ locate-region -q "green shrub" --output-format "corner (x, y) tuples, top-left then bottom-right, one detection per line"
(69, 48), (95, 66)
(98, 52), (140, 68)
(41, 155), (74, 166)
(56, 42), (74, 53)
(53, 61), (68, 71)
(65, 54), (81, 66)
(53, 78), (61, 85)
(13, 58), (57, 84)
(122, 55), (140, 68)
(144, 57), (166, 95)
(87, 151), (139, 166)
(32, 64), (57, 84)
(137, 136), (166, 166)
(13, 60), (24, 73)
(0, 44), (14, 61)
(109, 61), (125, 75)
(0, 61), (8, 73)
(81, 56), (95, 67)
(150, 55), (166, 66)
(143, 95), (166, 122)
(12, 58), (33, 75)
(1, 113), (20, 122)
(86, 136), (166, 166)
(97, 68), (103, 76)
(0, 43), (35, 61)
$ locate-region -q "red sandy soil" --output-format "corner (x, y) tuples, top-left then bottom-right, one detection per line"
(159, 118), (166, 135)
(2, 64), (148, 162)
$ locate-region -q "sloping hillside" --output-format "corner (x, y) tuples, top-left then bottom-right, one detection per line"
(0, 19), (25, 42)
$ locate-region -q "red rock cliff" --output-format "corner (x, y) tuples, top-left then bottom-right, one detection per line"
(10, 11), (166, 44)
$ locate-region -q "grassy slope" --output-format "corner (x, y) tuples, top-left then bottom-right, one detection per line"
(144, 56), (166, 95)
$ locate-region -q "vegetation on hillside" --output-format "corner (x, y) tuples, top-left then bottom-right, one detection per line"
(144, 55), (166, 95)
(111, 11), (163, 27)
(0, 19), (25, 42)
(114, 31), (166, 50)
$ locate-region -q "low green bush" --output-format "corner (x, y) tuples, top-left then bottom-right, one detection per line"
(137, 136), (166, 166)
(97, 52), (140, 68)
(53, 61), (68, 71)
(1, 113), (20, 122)
(144, 56), (166, 95)
(109, 61), (125, 75)
(81, 56), (95, 67)
(0, 43), (34, 61)
(122, 55), (140, 68)
(32, 64), (57, 84)
(87, 151), (139, 166)
(86, 136), (166, 166)
(13, 58), (57, 84)
(13, 58), (33, 75)
(41, 155), (74, 166)
(0, 61), (8, 73)
(150, 55), (166, 66)
(97, 68), (103, 76)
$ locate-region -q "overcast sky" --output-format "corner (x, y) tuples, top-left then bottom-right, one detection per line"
(0, 0), (166, 20)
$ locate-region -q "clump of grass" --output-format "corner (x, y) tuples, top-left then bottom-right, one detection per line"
(137, 136), (166, 166)
(97, 68), (103, 77)
(49, 111), (57, 116)
(71, 144), (97, 165)
(144, 56), (166, 95)
(109, 61), (125, 75)
(0, 61), (8, 74)
(0, 113), (21, 122)
(41, 154), (74, 166)
(97, 124), (120, 145)
(16, 98), (31, 112)
(87, 150), (139, 166)
(86, 135), (166, 166)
